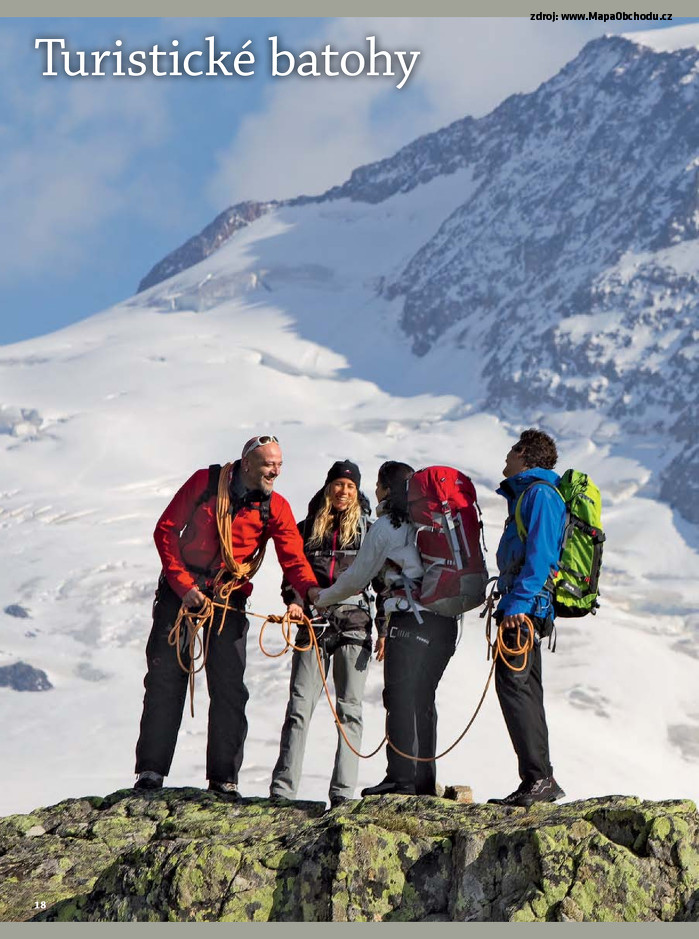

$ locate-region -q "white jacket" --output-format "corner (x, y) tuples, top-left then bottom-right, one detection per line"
(316, 514), (428, 615)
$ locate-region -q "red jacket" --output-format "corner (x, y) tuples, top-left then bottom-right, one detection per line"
(154, 467), (318, 601)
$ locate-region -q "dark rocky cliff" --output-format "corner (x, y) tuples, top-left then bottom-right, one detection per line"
(1, 789), (698, 922)
(137, 201), (275, 293)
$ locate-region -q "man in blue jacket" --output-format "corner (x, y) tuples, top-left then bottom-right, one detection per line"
(489, 429), (567, 807)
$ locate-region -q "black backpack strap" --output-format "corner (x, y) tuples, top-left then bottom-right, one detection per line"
(258, 496), (271, 530)
(227, 484), (271, 531)
(195, 464), (221, 508)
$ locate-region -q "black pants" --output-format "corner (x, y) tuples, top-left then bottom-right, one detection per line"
(135, 578), (249, 783)
(495, 619), (553, 782)
(383, 611), (457, 795)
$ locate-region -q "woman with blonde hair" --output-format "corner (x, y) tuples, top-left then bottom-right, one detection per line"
(270, 460), (384, 808)
(311, 460), (458, 798)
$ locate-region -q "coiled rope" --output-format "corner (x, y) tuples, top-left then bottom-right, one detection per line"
(257, 609), (388, 759)
(255, 585), (535, 765)
(167, 462), (267, 716)
(484, 581), (536, 675)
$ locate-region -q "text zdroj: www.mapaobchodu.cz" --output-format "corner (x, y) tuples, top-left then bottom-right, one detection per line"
(530, 11), (673, 21)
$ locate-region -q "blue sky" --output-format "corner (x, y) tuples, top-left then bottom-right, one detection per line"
(2, 16), (698, 345)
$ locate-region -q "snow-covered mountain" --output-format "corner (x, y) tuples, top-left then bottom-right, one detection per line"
(1, 26), (698, 821)
(141, 29), (699, 526)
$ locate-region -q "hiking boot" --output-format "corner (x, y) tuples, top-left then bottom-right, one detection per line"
(329, 795), (351, 809)
(489, 777), (565, 807)
(269, 794), (294, 807)
(208, 781), (243, 802)
(134, 771), (164, 791)
(361, 778), (416, 797)
(487, 779), (527, 805)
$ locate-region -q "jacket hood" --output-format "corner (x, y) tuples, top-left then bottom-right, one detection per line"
(497, 467), (561, 502)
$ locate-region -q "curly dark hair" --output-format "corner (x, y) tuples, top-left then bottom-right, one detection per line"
(515, 429), (558, 470)
(377, 461), (415, 529)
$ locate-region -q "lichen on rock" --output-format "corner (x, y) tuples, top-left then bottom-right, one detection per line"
(0, 790), (697, 922)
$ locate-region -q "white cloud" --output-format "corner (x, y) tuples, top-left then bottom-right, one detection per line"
(208, 69), (390, 205)
(0, 33), (173, 285)
(206, 17), (616, 208)
(0, 17), (671, 292)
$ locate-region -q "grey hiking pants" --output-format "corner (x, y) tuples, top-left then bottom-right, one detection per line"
(270, 637), (371, 801)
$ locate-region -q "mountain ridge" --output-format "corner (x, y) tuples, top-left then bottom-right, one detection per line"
(136, 30), (699, 524)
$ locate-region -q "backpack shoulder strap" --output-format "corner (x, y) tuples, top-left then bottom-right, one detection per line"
(514, 480), (564, 541)
(194, 464), (221, 509)
(198, 464), (270, 530)
(259, 495), (271, 530)
(358, 513), (368, 544)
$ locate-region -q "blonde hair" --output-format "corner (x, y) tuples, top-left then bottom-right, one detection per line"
(307, 484), (361, 549)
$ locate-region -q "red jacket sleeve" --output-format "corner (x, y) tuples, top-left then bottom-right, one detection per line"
(269, 495), (318, 598)
(153, 469), (208, 599)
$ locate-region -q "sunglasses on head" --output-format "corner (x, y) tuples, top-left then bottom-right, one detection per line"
(242, 435), (280, 458)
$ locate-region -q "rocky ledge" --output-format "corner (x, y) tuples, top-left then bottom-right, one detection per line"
(1, 790), (698, 922)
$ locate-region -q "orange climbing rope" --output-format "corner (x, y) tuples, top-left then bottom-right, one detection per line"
(255, 585), (536, 764)
(257, 608), (388, 759)
(169, 577), (536, 760)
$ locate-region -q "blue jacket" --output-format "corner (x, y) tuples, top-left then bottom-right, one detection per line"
(496, 468), (566, 619)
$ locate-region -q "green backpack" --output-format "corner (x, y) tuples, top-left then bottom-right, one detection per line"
(515, 469), (605, 617)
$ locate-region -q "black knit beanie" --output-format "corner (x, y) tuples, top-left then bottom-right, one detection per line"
(324, 460), (361, 490)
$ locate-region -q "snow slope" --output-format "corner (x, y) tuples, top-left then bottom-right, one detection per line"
(2, 25), (699, 818)
(1, 183), (698, 818)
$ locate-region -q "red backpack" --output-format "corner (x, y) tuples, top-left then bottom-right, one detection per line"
(406, 466), (488, 617)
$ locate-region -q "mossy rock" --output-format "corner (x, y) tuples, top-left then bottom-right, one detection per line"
(1, 790), (698, 922)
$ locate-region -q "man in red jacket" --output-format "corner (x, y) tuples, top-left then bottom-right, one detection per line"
(134, 435), (318, 800)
